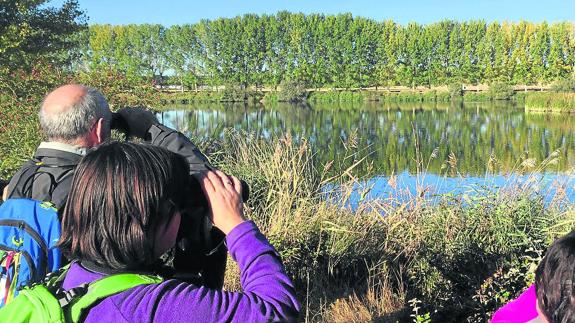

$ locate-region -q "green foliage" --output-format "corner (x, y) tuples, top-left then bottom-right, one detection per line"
(80, 18), (575, 90)
(449, 83), (464, 99)
(277, 79), (308, 103)
(489, 82), (515, 100)
(551, 78), (575, 93)
(513, 91), (527, 102)
(72, 67), (159, 108)
(219, 85), (247, 102)
(0, 0), (86, 75)
(219, 85), (263, 103)
(212, 131), (567, 321)
(308, 91), (364, 103)
(0, 63), (72, 179)
(159, 91), (225, 104)
(525, 92), (575, 112)
(409, 299), (432, 323)
(463, 92), (491, 102)
(0, 97), (42, 180)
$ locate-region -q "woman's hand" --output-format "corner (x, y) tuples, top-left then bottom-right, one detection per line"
(199, 170), (246, 235)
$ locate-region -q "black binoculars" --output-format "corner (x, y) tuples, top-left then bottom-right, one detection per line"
(172, 175), (249, 288)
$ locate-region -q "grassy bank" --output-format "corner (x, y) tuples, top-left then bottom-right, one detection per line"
(525, 92), (575, 113)
(210, 131), (573, 322)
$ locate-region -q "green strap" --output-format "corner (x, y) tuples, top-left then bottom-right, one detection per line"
(68, 273), (163, 322)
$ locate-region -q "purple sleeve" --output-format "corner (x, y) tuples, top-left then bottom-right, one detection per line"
(491, 284), (538, 323)
(147, 221), (300, 322)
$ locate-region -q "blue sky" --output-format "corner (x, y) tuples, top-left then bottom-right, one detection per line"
(53, 0), (574, 25)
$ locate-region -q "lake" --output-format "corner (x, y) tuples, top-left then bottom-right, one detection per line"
(158, 101), (575, 204)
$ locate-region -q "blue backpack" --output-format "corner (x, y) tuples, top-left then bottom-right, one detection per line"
(0, 199), (62, 306)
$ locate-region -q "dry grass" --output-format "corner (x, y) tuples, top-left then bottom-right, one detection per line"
(208, 130), (574, 322)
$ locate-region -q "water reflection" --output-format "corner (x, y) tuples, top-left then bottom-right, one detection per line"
(158, 102), (575, 177)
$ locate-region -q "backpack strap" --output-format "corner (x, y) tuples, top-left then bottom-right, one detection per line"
(65, 273), (163, 322)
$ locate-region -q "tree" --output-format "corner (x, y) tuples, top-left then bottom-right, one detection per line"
(530, 22), (551, 84)
(0, 0), (86, 72)
(165, 25), (203, 91)
(80, 14), (574, 89)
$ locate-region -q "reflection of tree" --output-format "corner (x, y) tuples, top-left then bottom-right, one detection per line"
(161, 103), (575, 177)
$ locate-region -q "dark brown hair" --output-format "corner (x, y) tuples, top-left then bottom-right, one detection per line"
(535, 231), (575, 323)
(58, 141), (190, 270)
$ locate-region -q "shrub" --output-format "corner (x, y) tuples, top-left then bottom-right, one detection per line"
(463, 92), (491, 102)
(73, 67), (160, 108)
(449, 83), (464, 99)
(489, 82), (514, 100)
(213, 130), (567, 322)
(551, 78), (575, 93)
(220, 84), (247, 102)
(277, 79), (308, 103)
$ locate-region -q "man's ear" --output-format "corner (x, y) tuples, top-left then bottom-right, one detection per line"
(94, 117), (106, 145)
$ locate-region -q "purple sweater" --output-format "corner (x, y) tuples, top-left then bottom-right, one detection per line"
(62, 221), (300, 322)
(491, 284), (538, 323)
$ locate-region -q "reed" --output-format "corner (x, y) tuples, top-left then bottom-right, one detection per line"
(210, 130), (573, 322)
(525, 92), (575, 112)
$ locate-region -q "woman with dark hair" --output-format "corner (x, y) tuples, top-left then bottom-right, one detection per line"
(534, 231), (575, 323)
(492, 232), (575, 323)
(58, 141), (299, 322)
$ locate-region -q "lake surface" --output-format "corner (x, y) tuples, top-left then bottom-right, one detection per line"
(158, 101), (575, 203)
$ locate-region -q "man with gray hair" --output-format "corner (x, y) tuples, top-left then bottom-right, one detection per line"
(4, 84), (112, 208)
(4, 83), (234, 289)
(5, 84), (213, 209)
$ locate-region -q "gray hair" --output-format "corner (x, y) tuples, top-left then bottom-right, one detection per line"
(39, 87), (111, 142)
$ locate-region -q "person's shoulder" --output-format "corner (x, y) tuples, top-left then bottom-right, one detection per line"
(110, 278), (201, 305)
(491, 284), (537, 323)
(101, 279), (202, 321)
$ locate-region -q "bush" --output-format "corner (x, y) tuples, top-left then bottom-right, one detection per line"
(0, 63), (68, 179)
(308, 91), (364, 103)
(220, 84), (247, 102)
(463, 92), (491, 102)
(489, 82), (514, 100)
(277, 79), (308, 103)
(551, 78), (575, 93)
(449, 83), (464, 99)
(73, 67), (160, 108)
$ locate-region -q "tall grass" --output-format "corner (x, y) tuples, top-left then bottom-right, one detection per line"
(525, 92), (575, 112)
(308, 90), (453, 104)
(208, 130), (574, 322)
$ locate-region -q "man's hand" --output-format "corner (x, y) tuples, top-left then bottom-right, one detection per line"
(199, 170), (245, 235)
(111, 107), (159, 139)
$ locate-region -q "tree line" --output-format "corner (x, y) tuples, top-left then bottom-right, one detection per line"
(1, 3), (574, 93)
(81, 13), (575, 90)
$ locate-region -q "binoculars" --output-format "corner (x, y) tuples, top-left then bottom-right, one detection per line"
(173, 175), (249, 288)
